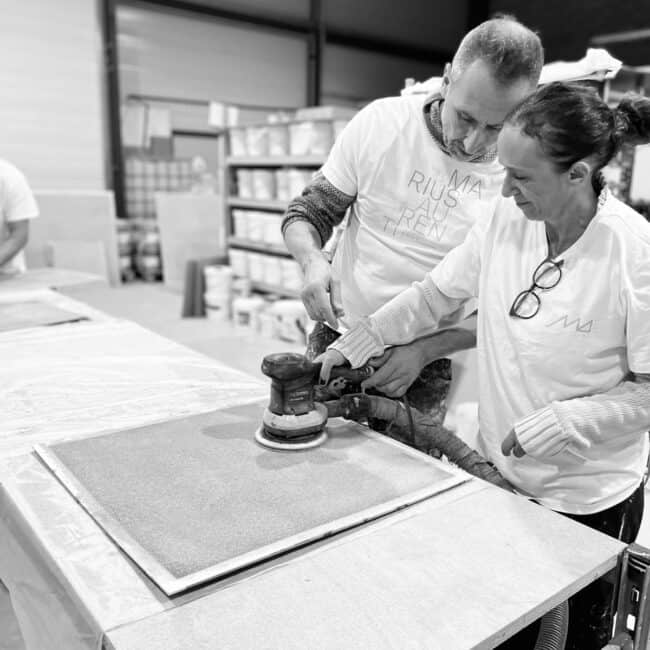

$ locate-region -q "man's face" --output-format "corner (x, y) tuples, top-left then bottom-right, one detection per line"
(440, 59), (535, 161)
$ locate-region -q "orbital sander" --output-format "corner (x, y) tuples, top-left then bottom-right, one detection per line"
(255, 352), (373, 451)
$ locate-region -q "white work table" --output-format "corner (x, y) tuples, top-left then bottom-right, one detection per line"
(0, 304), (626, 650)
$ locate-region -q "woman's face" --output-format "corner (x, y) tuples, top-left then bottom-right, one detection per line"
(497, 125), (570, 222)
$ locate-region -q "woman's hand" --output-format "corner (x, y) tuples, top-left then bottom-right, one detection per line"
(362, 343), (426, 397)
(315, 349), (348, 384)
(501, 429), (526, 458)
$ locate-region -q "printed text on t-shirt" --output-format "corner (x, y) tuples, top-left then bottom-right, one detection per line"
(382, 168), (483, 241)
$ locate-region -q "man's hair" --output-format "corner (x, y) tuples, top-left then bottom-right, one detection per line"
(451, 14), (543, 86)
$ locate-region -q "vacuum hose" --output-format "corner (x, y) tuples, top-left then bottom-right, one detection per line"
(325, 393), (568, 650)
(535, 601), (569, 650)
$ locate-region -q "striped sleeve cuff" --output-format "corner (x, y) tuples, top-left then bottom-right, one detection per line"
(281, 213), (328, 248)
(514, 405), (567, 458)
(328, 319), (384, 368)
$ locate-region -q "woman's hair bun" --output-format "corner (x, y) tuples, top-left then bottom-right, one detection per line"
(614, 94), (650, 145)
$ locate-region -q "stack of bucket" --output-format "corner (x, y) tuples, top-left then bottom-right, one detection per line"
(203, 265), (234, 321)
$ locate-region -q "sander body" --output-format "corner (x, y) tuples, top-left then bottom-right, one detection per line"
(256, 352), (372, 450)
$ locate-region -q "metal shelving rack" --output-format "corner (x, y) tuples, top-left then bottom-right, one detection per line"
(224, 123), (332, 298)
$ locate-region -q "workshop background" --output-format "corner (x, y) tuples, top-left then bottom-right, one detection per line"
(1, 1), (649, 480)
(3, 0), (650, 517)
(1, 2), (650, 647)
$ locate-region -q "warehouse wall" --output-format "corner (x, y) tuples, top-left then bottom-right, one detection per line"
(489, 0), (650, 66)
(0, 0), (107, 189)
(175, 0), (310, 21)
(322, 46), (442, 106)
(324, 0), (468, 53)
(117, 4), (310, 131)
(166, 0), (466, 52)
(0, 0), (466, 191)
(118, 0), (457, 116)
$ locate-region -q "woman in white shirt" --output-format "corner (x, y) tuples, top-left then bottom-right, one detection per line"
(318, 81), (650, 650)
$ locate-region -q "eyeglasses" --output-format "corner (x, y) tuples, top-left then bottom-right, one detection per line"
(509, 257), (564, 320)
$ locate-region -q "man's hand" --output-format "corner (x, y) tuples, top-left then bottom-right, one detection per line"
(501, 429), (526, 458)
(300, 253), (344, 329)
(361, 343), (427, 397)
(315, 349), (348, 384)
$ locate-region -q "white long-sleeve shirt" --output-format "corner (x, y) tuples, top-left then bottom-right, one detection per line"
(332, 188), (650, 515)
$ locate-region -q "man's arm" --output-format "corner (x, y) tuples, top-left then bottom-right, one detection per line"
(282, 172), (354, 328)
(0, 219), (29, 267)
(503, 372), (650, 459)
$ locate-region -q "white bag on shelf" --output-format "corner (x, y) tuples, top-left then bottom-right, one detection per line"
(268, 124), (290, 156)
(232, 209), (250, 239)
(263, 214), (284, 246)
(275, 169), (291, 201)
(246, 212), (265, 241)
(289, 121), (333, 156)
(280, 258), (303, 291)
(246, 126), (270, 157)
(247, 252), (266, 282)
(228, 248), (249, 277)
(287, 168), (313, 198)
(229, 128), (248, 156)
(251, 170), (275, 200)
(236, 169), (254, 199)
(262, 255), (283, 286)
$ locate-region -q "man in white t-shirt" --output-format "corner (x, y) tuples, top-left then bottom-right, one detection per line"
(282, 15), (543, 445)
(0, 159), (39, 275)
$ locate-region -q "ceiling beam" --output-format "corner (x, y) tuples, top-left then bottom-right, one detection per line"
(325, 30), (451, 63)
(120, 0), (453, 63)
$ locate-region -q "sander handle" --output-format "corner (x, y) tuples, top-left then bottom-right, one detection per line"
(261, 352), (372, 383)
(324, 364), (374, 383)
(261, 352), (373, 417)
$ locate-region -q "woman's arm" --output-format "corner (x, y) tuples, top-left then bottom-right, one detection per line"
(317, 209), (490, 381)
(323, 275), (467, 370)
(504, 373), (650, 459)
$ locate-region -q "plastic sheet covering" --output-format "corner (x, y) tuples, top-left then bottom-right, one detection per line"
(0, 319), (267, 459)
(0, 298), (87, 332)
(0, 317), (267, 649)
(0, 454), (168, 650)
(0, 579), (25, 650)
(0, 288), (109, 331)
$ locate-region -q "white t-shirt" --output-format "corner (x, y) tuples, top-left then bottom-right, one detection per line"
(432, 189), (650, 514)
(0, 159), (39, 274)
(322, 94), (505, 327)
